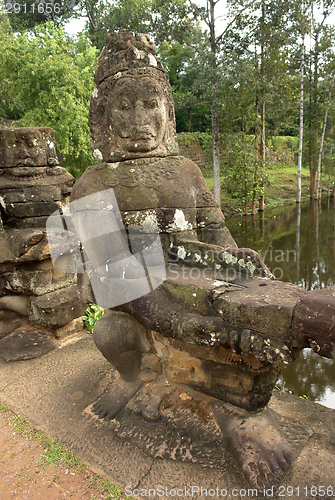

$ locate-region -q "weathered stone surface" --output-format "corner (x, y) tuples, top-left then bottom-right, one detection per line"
(0, 228), (13, 263)
(55, 317), (85, 339)
(67, 31), (334, 490)
(0, 295), (29, 316)
(0, 166), (73, 190)
(115, 385), (227, 468)
(90, 32), (178, 163)
(292, 286), (335, 358)
(1, 200), (62, 218)
(138, 352), (162, 383)
(71, 157), (222, 215)
(93, 310), (152, 382)
(212, 278), (306, 339)
(0, 127), (58, 168)
(0, 126), (79, 340)
(1, 260), (75, 295)
(28, 284), (85, 328)
(0, 310), (29, 339)
(6, 229), (50, 262)
(3, 216), (49, 229)
(94, 32), (164, 86)
(0, 322), (57, 361)
(0, 186), (70, 203)
(211, 401), (311, 491)
(161, 336), (280, 411)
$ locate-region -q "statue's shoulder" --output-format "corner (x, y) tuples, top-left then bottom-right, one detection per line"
(159, 155), (206, 181)
(70, 163), (120, 202)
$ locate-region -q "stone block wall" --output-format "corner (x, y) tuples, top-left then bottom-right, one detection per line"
(0, 127), (86, 359)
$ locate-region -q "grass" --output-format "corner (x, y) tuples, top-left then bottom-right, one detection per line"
(275, 383), (309, 401)
(204, 161), (331, 215)
(0, 401), (132, 500)
(265, 162), (311, 207)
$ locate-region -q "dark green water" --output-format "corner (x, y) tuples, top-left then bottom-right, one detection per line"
(225, 198), (335, 409)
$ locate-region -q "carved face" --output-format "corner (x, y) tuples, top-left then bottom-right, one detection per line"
(0, 128), (58, 168)
(110, 77), (167, 154)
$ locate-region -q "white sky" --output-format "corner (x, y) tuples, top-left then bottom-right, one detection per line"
(63, 0), (229, 37)
(64, 1), (335, 42)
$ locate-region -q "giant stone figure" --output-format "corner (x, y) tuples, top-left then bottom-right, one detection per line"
(68, 32), (334, 491)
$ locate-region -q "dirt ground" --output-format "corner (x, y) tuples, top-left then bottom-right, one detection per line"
(0, 410), (130, 500)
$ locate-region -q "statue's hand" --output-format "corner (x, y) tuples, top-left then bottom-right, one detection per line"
(222, 247), (274, 278)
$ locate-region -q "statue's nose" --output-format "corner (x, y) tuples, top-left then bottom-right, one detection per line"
(133, 102), (147, 126)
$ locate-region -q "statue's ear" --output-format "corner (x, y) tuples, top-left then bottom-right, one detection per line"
(168, 105), (174, 121)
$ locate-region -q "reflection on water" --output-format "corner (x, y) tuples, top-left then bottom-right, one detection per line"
(225, 198), (335, 408)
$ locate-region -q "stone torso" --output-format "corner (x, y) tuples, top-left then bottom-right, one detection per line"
(70, 155), (224, 237)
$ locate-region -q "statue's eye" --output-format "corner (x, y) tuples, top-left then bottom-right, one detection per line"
(148, 99), (158, 109)
(121, 100), (130, 109)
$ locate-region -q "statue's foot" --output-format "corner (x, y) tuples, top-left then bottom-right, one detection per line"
(127, 383), (176, 422)
(93, 378), (143, 420)
(211, 401), (303, 491)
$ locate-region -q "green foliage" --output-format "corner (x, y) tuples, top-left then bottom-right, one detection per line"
(0, 401), (9, 411)
(158, 37), (212, 133)
(177, 131), (212, 151)
(83, 0), (194, 51)
(222, 133), (267, 205)
(269, 136), (299, 155)
(83, 303), (104, 331)
(83, 0), (155, 51)
(0, 22), (99, 176)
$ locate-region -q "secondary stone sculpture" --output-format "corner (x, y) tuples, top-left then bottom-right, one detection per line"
(69, 32), (335, 491)
(0, 127), (84, 360)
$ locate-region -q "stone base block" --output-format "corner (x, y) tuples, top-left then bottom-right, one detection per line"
(157, 334), (281, 411)
(28, 285), (86, 328)
(55, 317), (85, 339)
(292, 286), (335, 358)
(1, 259), (76, 295)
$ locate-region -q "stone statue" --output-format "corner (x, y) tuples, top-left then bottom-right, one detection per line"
(0, 127), (84, 360)
(69, 32), (335, 490)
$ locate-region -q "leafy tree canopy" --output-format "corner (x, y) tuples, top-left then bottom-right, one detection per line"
(78, 0), (195, 51)
(0, 21), (99, 177)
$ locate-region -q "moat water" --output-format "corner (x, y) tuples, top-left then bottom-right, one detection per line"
(225, 197), (335, 409)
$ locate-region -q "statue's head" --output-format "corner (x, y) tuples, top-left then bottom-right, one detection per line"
(90, 32), (179, 163)
(0, 127), (59, 168)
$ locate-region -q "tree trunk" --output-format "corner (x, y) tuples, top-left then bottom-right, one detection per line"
(310, 26), (320, 198)
(241, 109), (248, 215)
(296, 202), (301, 282)
(297, 35), (305, 203)
(252, 92), (259, 215)
(258, 0), (266, 212)
(259, 100), (266, 211)
(209, 0), (221, 207)
(316, 72), (335, 199)
(329, 120), (333, 196)
(188, 109), (192, 132)
(212, 106), (221, 205)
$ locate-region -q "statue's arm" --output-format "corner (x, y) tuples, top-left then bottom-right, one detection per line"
(170, 159), (272, 278)
(119, 286), (225, 342)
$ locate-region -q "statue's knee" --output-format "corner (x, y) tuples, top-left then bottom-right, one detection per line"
(115, 351), (143, 382)
(93, 309), (151, 374)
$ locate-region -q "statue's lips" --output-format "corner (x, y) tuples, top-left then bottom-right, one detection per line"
(135, 132), (155, 140)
